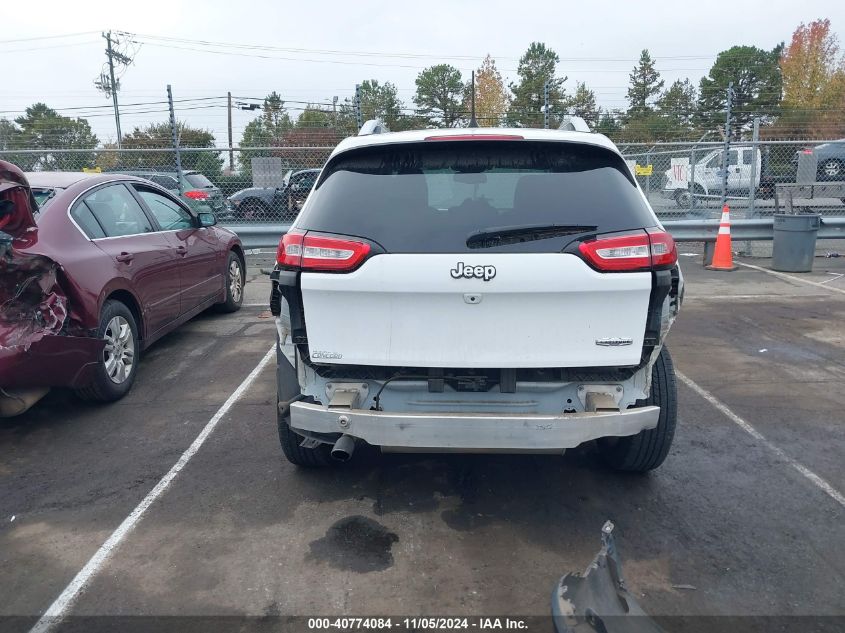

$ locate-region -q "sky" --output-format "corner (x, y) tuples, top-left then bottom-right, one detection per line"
(3, 0), (843, 147)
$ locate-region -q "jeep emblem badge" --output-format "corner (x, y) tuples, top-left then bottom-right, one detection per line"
(450, 262), (496, 281)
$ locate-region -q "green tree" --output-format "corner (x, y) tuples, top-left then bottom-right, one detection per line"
(337, 80), (408, 131)
(0, 119), (17, 150)
(414, 64), (465, 127)
(296, 106), (335, 128)
(359, 79), (405, 129)
(594, 108), (623, 138)
(656, 79), (698, 139)
(508, 42), (567, 127)
(567, 82), (599, 128)
(627, 49), (664, 116)
(120, 121), (221, 175)
(697, 45), (783, 137)
(238, 92), (294, 175)
(11, 103), (98, 170)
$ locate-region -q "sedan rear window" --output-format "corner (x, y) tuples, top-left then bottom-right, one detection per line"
(298, 141), (656, 253)
(185, 173), (214, 188)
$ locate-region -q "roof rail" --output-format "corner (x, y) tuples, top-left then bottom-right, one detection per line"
(358, 119), (390, 136)
(559, 115), (591, 133)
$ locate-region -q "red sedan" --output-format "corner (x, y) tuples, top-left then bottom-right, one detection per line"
(0, 161), (245, 416)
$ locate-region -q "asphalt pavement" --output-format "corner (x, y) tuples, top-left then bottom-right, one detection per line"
(1, 256), (843, 632)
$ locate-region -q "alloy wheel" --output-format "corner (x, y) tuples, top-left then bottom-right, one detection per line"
(229, 259), (243, 303)
(103, 316), (135, 384)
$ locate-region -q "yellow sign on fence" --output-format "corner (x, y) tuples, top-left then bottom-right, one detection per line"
(82, 167), (102, 173)
(635, 164), (653, 177)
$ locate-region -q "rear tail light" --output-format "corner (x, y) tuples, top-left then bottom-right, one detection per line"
(579, 229), (677, 272)
(277, 230), (370, 272)
(184, 190), (209, 200)
(646, 228), (678, 268)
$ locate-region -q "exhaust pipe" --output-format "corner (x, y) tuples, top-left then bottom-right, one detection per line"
(331, 434), (356, 462)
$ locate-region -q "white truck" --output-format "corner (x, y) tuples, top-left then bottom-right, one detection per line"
(662, 145), (763, 207)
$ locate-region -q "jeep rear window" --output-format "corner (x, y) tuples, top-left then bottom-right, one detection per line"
(297, 141), (656, 253)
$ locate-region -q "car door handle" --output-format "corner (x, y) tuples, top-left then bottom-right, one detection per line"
(116, 252), (134, 263)
(175, 245), (188, 256)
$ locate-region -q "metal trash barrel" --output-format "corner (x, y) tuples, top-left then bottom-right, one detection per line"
(772, 214), (820, 273)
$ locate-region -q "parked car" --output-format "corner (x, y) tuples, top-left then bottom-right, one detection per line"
(270, 124), (683, 472)
(0, 162), (245, 417)
(110, 168), (231, 219)
(228, 168), (320, 221)
(803, 139), (845, 181)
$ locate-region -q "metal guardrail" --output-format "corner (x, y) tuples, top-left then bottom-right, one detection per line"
(221, 218), (845, 250)
(223, 223), (292, 250)
(664, 217), (845, 242)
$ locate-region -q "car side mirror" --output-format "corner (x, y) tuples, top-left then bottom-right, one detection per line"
(198, 212), (216, 227)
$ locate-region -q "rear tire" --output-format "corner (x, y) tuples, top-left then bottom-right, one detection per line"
(235, 199), (268, 221)
(75, 300), (139, 403)
(278, 404), (333, 467)
(599, 346), (678, 473)
(674, 189), (692, 208)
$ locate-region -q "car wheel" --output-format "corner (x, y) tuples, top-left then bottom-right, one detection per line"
(278, 406), (333, 467)
(215, 251), (244, 313)
(76, 300), (139, 402)
(674, 189), (692, 208)
(598, 346), (678, 473)
(236, 200), (267, 221)
(820, 159), (844, 181)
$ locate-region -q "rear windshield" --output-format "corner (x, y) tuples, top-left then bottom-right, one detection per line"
(298, 141), (656, 253)
(185, 173), (214, 188)
(31, 187), (57, 210)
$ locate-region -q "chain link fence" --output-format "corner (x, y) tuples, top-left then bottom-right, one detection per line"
(3, 137), (844, 224)
(620, 139), (845, 218)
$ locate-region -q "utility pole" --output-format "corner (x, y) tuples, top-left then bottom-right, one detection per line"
(96, 31), (132, 149)
(719, 82), (734, 209)
(227, 92), (234, 173)
(469, 71), (478, 128)
(332, 96), (338, 127)
(543, 80), (550, 129)
(167, 85), (184, 193)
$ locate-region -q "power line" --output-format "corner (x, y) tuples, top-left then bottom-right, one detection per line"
(0, 31), (100, 44)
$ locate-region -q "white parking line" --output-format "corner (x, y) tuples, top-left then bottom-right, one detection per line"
(736, 261), (845, 296)
(677, 370), (845, 509)
(28, 346), (276, 633)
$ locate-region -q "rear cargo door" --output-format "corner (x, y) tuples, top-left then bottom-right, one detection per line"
(296, 140), (658, 369)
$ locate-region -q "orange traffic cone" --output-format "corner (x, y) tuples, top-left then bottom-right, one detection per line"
(706, 205), (738, 271)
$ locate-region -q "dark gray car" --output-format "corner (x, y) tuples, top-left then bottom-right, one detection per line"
(228, 168), (320, 221)
(812, 139), (845, 180)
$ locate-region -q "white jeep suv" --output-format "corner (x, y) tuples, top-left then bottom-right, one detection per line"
(270, 125), (683, 472)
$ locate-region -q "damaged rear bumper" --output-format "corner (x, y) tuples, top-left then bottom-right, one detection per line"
(0, 335), (104, 388)
(289, 402), (660, 451)
(1, 239), (103, 389)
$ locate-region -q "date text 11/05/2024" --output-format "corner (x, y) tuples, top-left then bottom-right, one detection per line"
(307, 617), (529, 630)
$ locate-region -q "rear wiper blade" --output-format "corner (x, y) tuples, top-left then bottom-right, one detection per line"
(466, 224), (597, 249)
